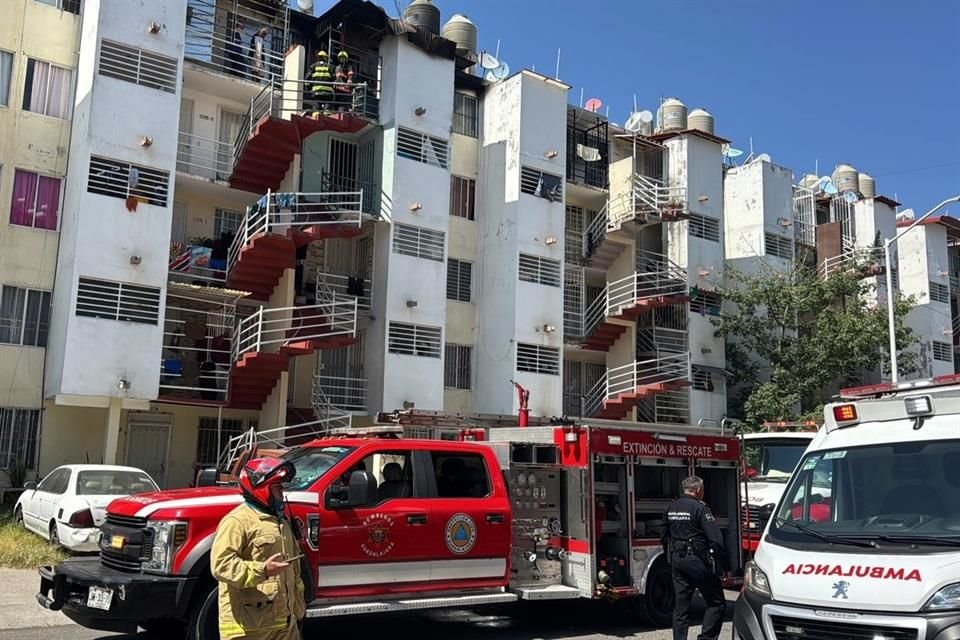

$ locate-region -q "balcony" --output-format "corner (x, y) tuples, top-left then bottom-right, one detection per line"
(169, 241), (228, 288)
(229, 300), (358, 409)
(582, 352), (691, 421)
(313, 371), (367, 414)
(226, 190), (367, 299)
(317, 271), (371, 314)
(566, 105), (608, 191)
(230, 78), (379, 194)
(177, 131), (235, 185)
(818, 246), (885, 280)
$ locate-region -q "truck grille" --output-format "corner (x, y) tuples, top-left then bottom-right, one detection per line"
(105, 513), (148, 528)
(741, 505), (763, 532)
(771, 615), (918, 640)
(99, 514), (152, 573)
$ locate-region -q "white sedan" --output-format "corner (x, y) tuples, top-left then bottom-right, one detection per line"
(14, 464), (159, 552)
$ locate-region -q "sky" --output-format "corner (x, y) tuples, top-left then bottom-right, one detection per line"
(309, 0), (960, 215)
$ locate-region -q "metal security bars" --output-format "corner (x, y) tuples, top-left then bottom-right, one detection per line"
(232, 300), (358, 361)
(518, 254), (561, 287)
(98, 40), (178, 93)
(689, 290), (722, 316)
(930, 281), (950, 304)
(444, 344), (472, 389)
(566, 106), (608, 189)
(792, 185), (816, 247)
(453, 92), (479, 138)
(396, 127), (449, 169)
(582, 352), (691, 418)
(565, 205), (585, 264)
(688, 213), (720, 243)
(0, 286), (51, 348)
(764, 232), (794, 261)
(387, 322), (442, 358)
(76, 277), (161, 325)
(450, 175), (476, 220)
(520, 167), (563, 202)
(564, 266), (585, 339)
(933, 341), (952, 362)
(516, 343), (560, 375)
(195, 417), (246, 467)
(0, 407), (40, 470)
(446, 258), (472, 302)
(88, 156), (171, 208)
(392, 223), (445, 262)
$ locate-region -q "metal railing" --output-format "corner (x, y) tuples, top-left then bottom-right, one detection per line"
(320, 169), (378, 217)
(160, 290), (235, 401)
(637, 327), (688, 356)
(637, 388), (691, 425)
(818, 246), (885, 279)
(582, 352), (691, 417)
(227, 189), (365, 275)
(231, 300), (358, 362)
(217, 416), (352, 472)
(313, 373), (367, 413)
(316, 271), (371, 312)
(792, 185), (816, 247)
(177, 131), (234, 182)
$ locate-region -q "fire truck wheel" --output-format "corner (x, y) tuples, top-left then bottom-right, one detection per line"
(639, 559), (674, 627)
(187, 583), (220, 640)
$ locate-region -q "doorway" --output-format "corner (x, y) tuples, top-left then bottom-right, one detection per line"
(125, 412), (172, 488)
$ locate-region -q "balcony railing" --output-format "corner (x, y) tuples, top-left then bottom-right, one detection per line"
(321, 169), (378, 217)
(584, 175), (686, 256)
(232, 300), (358, 361)
(819, 246), (885, 279)
(169, 241), (228, 287)
(582, 352), (691, 418)
(313, 373), (367, 413)
(317, 271), (371, 313)
(177, 131), (234, 182)
(227, 190), (365, 275)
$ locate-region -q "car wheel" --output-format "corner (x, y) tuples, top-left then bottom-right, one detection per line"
(49, 522), (60, 548)
(186, 583), (220, 640)
(638, 557), (674, 628)
(14, 506), (24, 528)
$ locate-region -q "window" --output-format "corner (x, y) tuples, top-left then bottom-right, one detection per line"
(929, 281), (950, 305)
(34, 0), (80, 13)
(453, 92), (479, 138)
(518, 253), (561, 287)
(10, 169), (61, 230)
(690, 289), (722, 316)
(516, 343), (560, 375)
(22, 58), (73, 119)
(76, 277), (161, 325)
(341, 450), (415, 504)
(450, 175), (476, 220)
(0, 286), (51, 347)
(0, 50), (12, 107)
(388, 322), (442, 358)
(0, 407), (40, 470)
(520, 167), (563, 202)
(933, 341), (952, 362)
(214, 208), (243, 238)
(88, 156), (170, 207)
(431, 452), (490, 498)
(688, 213), (720, 243)
(77, 470), (158, 495)
(692, 366), (718, 392)
(764, 232), (793, 261)
(444, 344), (472, 390)
(36, 467), (66, 492)
(446, 258), (472, 302)
(98, 40), (178, 93)
(392, 223), (445, 261)
(396, 127), (449, 169)
(194, 417), (246, 467)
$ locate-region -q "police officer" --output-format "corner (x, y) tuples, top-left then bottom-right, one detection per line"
(660, 475), (726, 640)
(211, 457), (306, 639)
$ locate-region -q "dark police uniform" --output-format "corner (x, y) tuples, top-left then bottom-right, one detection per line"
(660, 494), (726, 640)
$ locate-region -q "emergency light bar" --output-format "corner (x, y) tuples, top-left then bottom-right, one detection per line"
(903, 395), (933, 417)
(832, 404), (858, 424)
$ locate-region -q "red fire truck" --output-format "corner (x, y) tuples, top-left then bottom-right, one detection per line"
(36, 417), (742, 638)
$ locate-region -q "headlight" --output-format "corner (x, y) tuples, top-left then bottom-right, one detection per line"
(924, 583), (960, 611)
(143, 521), (188, 575)
(744, 561), (772, 598)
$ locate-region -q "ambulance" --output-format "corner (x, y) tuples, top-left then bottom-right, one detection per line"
(735, 377), (960, 639)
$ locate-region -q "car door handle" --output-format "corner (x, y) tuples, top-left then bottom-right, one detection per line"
(407, 514), (428, 525)
(486, 513), (505, 524)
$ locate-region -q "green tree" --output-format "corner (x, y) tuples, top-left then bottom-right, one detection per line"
(713, 247), (919, 428)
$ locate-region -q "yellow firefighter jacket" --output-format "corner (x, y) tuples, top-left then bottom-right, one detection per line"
(211, 502), (306, 639)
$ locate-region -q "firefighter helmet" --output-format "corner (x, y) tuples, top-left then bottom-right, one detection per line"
(316, 50), (329, 59)
(238, 457), (294, 512)
(338, 50), (349, 60)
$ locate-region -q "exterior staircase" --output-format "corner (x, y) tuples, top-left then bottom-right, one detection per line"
(582, 352), (691, 420)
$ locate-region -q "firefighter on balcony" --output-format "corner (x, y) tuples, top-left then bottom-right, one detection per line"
(308, 50), (333, 117)
(333, 50), (355, 111)
(211, 458), (306, 639)
(660, 475), (727, 640)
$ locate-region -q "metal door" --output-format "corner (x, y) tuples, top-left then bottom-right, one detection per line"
(125, 413), (172, 488)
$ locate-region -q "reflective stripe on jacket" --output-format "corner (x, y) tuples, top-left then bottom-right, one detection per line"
(310, 62), (333, 93)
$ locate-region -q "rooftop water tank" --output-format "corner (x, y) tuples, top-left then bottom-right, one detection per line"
(296, 0), (313, 11)
(832, 164), (859, 194)
(688, 108), (714, 135)
(657, 98), (687, 132)
(858, 173), (876, 199)
(799, 173), (820, 189)
(404, 0), (441, 35)
(441, 14), (477, 56)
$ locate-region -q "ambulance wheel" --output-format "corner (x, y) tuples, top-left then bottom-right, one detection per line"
(187, 583), (220, 640)
(639, 558), (674, 627)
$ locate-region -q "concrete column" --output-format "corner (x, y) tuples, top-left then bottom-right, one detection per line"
(260, 372), (289, 430)
(102, 398), (123, 464)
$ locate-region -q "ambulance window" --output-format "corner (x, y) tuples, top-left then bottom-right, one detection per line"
(431, 452), (490, 498)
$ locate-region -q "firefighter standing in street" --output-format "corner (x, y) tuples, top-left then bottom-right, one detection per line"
(660, 475), (727, 640)
(308, 50), (333, 117)
(211, 458), (306, 640)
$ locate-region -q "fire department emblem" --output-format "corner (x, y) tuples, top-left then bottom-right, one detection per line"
(361, 513), (395, 558)
(444, 513), (477, 555)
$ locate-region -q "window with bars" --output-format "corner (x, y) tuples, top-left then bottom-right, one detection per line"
(88, 156), (170, 207)
(0, 407), (40, 470)
(765, 232), (793, 260)
(929, 281), (950, 304)
(446, 258), (472, 302)
(9, 169), (61, 230)
(688, 213), (720, 243)
(933, 341), (952, 362)
(98, 40), (178, 94)
(76, 277), (161, 325)
(453, 92), (479, 138)
(214, 208), (242, 238)
(22, 58), (73, 119)
(0, 286), (51, 347)
(520, 167), (563, 202)
(388, 322), (442, 358)
(392, 223), (445, 261)
(444, 344), (472, 389)
(396, 127), (449, 169)
(34, 0), (80, 13)
(450, 175), (476, 220)
(689, 289), (722, 316)
(516, 343), (560, 375)
(691, 366), (719, 392)
(194, 417), (246, 467)
(518, 253), (561, 287)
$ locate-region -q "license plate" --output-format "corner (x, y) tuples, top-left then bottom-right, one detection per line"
(110, 535), (124, 549)
(86, 586), (113, 611)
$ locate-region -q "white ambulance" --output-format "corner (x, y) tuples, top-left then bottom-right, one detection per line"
(734, 378), (960, 639)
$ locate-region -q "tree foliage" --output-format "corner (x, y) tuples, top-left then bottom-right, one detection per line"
(713, 248), (919, 428)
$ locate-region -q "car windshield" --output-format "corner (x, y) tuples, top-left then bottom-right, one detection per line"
(745, 441), (808, 482)
(76, 470), (159, 495)
(281, 446), (355, 491)
(770, 438), (960, 549)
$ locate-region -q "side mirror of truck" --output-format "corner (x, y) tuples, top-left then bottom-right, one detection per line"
(23, 481), (37, 491)
(195, 468), (218, 487)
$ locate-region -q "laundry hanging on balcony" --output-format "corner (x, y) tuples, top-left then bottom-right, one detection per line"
(577, 144), (601, 162)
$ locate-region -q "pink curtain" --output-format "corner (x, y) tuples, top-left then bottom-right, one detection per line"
(35, 175), (61, 230)
(10, 170), (38, 227)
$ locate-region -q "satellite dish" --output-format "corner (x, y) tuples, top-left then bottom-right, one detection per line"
(479, 52), (499, 70)
(484, 61), (510, 82)
(584, 98), (602, 113)
(638, 110), (653, 123)
(755, 153), (771, 163)
(842, 190), (860, 204)
(823, 182), (838, 195)
(897, 208), (916, 222)
(722, 144), (744, 158)
(624, 112), (644, 132)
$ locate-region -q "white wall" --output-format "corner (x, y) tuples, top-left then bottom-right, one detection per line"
(900, 224), (953, 378)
